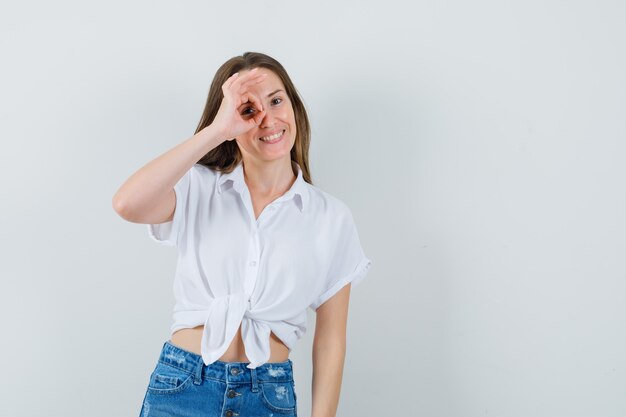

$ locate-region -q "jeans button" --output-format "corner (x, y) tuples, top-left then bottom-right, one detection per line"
(227, 389), (237, 398)
(225, 410), (234, 417)
(230, 367), (240, 375)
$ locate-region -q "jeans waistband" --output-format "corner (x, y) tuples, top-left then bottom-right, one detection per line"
(159, 339), (294, 384)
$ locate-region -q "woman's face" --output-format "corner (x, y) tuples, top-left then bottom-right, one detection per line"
(234, 68), (297, 164)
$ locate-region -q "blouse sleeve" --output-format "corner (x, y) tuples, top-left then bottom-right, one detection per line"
(146, 166), (193, 247)
(309, 207), (372, 311)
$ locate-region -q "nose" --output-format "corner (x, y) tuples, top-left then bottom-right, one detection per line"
(259, 107), (277, 129)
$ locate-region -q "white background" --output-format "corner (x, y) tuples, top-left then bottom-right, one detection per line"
(1, 1), (624, 416)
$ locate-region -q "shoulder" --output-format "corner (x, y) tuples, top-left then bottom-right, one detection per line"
(174, 164), (219, 195)
(305, 183), (354, 224)
(190, 163), (218, 177)
(185, 163), (219, 185)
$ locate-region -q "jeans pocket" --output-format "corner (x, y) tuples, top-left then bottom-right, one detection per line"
(147, 362), (194, 395)
(260, 381), (297, 414)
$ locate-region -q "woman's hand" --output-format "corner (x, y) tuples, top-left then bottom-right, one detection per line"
(212, 68), (267, 142)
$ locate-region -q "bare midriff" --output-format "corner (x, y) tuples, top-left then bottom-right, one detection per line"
(169, 323), (290, 363)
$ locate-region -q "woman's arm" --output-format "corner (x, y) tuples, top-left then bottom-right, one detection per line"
(111, 124), (224, 224)
(311, 283), (352, 417)
(112, 68), (267, 224)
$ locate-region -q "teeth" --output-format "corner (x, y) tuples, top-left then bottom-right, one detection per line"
(260, 130), (284, 142)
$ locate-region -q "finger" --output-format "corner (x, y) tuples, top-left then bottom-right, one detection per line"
(233, 78), (267, 99)
(223, 72), (240, 90)
(223, 70), (262, 94)
(253, 108), (265, 125)
(245, 91), (263, 113)
(233, 81), (267, 107)
(239, 74), (268, 93)
(237, 95), (262, 121)
(231, 71), (267, 92)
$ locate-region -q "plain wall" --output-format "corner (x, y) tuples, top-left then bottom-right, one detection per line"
(1, 0), (624, 416)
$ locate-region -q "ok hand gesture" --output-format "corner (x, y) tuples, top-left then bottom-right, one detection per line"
(212, 68), (268, 142)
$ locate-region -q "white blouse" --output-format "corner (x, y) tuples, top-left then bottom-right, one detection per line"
(147, 160), (372, 369)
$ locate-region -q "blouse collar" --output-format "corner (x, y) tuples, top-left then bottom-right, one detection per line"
(217, 160), (308, 212)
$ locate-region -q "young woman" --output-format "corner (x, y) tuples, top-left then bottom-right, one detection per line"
(113, 51), (372, 417)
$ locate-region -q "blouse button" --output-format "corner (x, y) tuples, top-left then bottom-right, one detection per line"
(249, 260), (257, 267)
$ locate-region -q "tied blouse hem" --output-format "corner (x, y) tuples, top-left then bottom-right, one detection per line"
(169, 293), (297, 370)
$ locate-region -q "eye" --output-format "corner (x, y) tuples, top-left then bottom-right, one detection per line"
(241, 106), (256, 116)
(241, 97), (283, 115)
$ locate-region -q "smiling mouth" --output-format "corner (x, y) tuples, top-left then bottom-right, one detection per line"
(259, 130), (285, 144)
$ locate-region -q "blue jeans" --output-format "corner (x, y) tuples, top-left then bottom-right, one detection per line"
(139, 340), (298, 417)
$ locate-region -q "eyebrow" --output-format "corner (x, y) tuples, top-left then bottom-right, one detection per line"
(267, 89), (283, 97)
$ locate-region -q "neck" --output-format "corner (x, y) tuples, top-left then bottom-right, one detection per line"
(242, 158), (297, 196)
